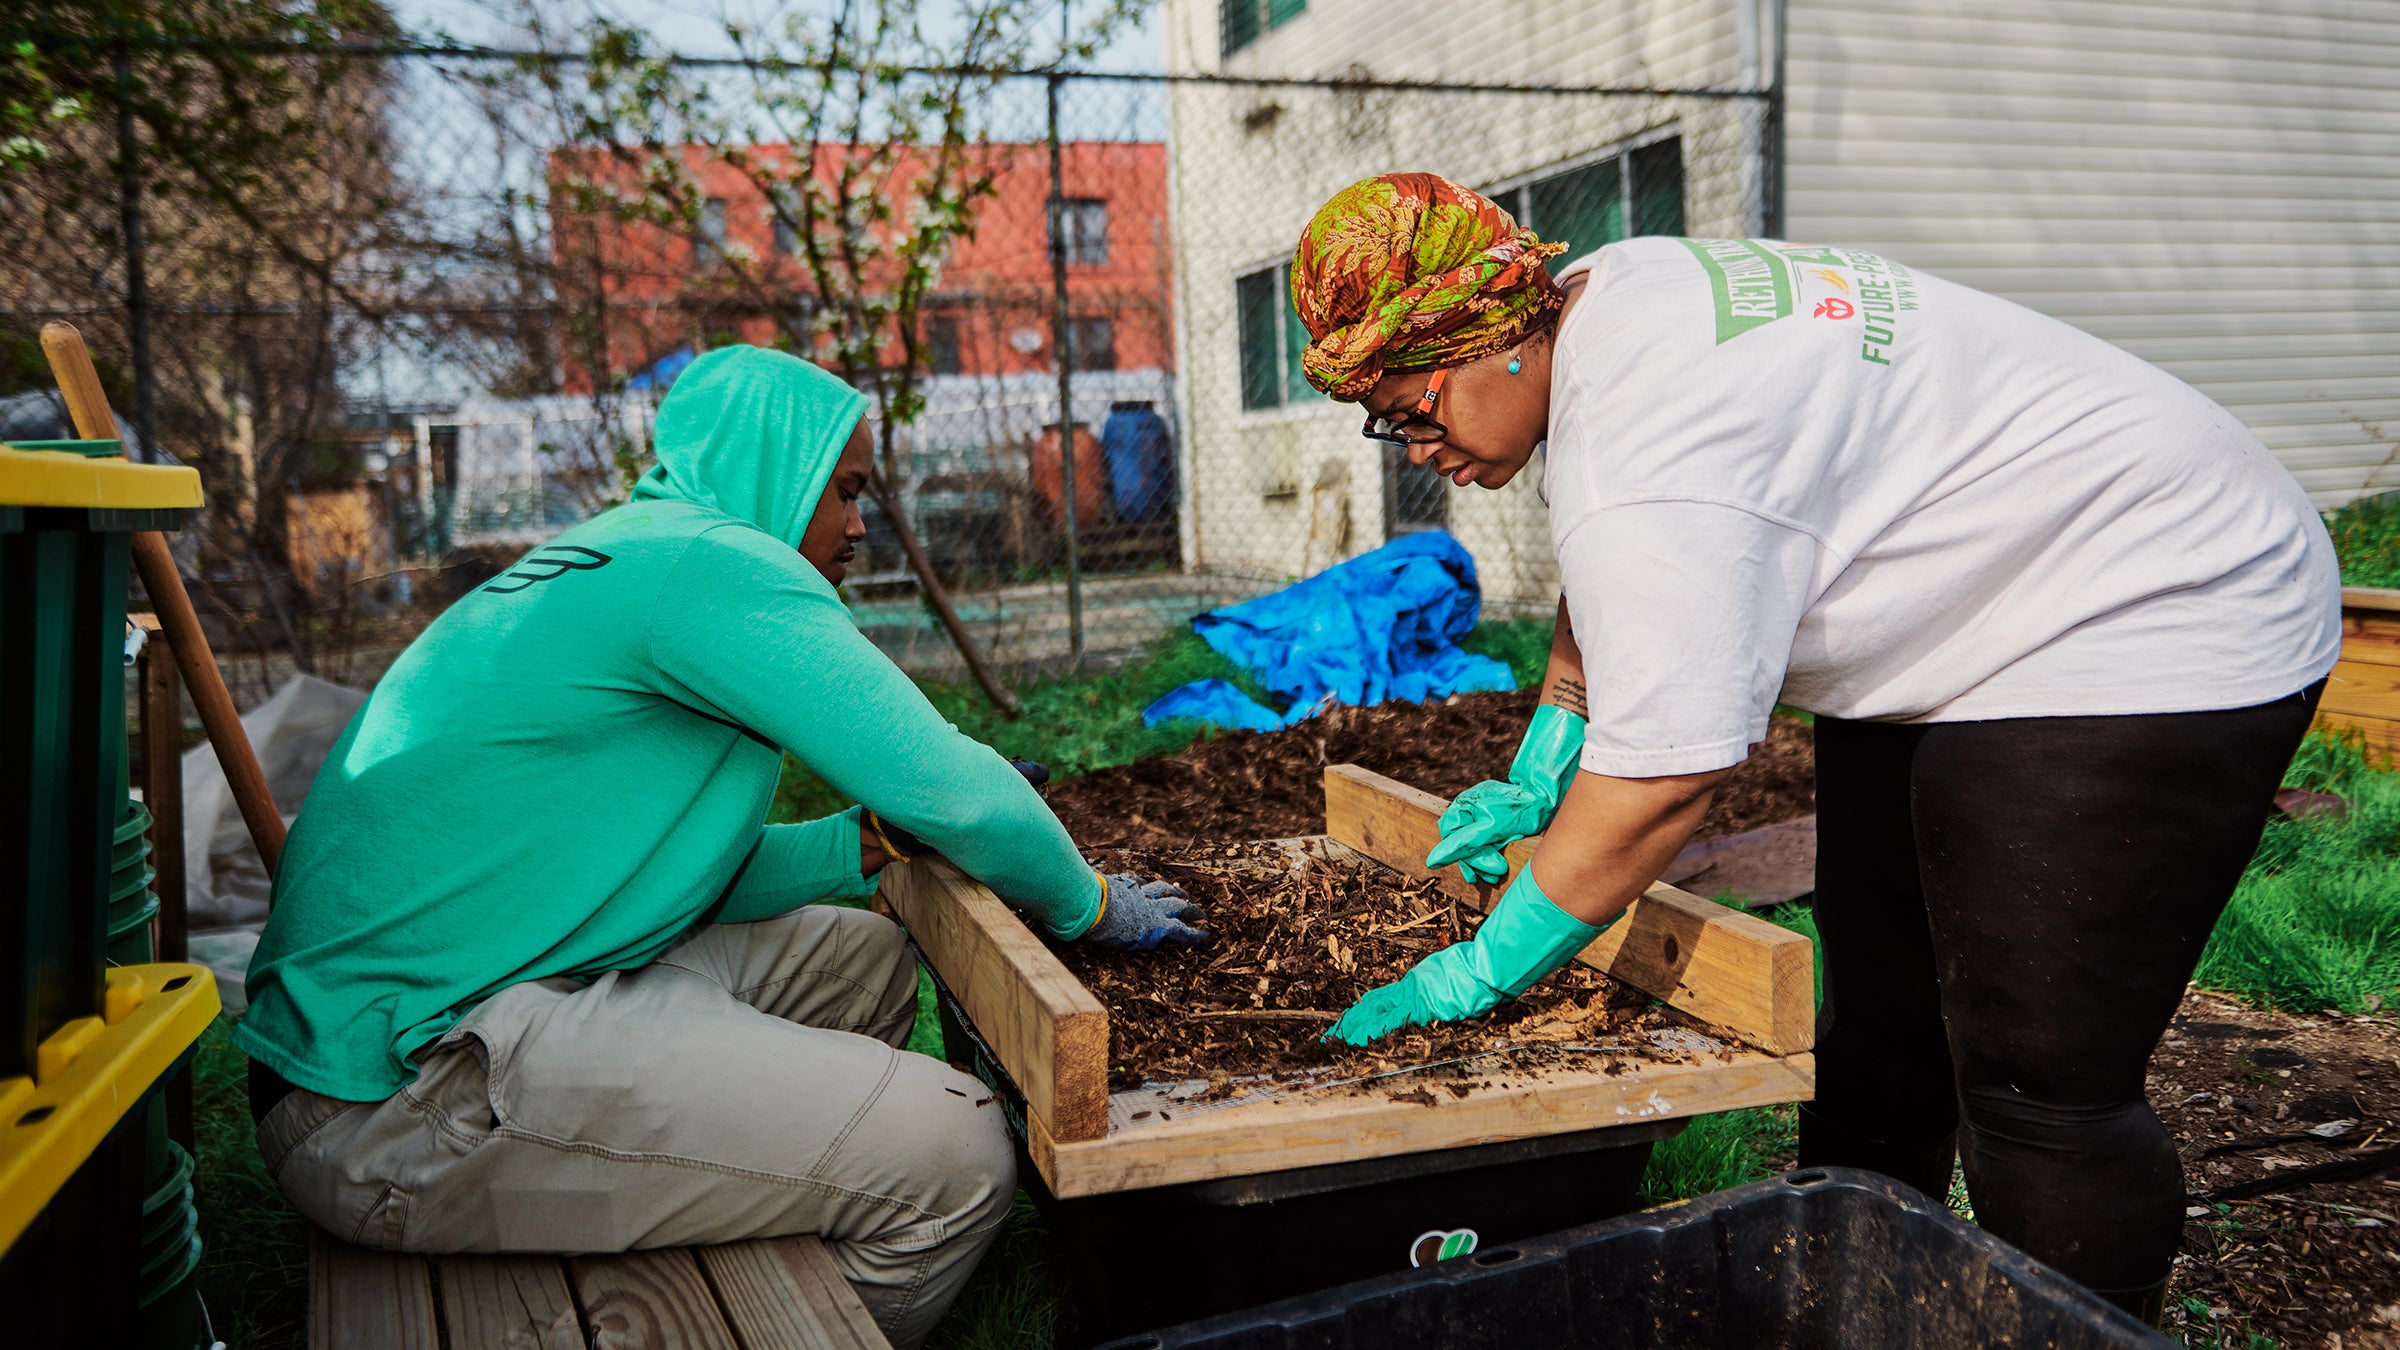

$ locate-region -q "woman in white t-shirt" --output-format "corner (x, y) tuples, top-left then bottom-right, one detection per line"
(1298, 174), (2338, 1323)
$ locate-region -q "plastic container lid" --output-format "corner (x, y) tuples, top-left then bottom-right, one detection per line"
(2, 439), (124, 458)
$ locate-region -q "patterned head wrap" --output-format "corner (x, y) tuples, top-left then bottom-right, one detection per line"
(1291, 173), (1567, 403)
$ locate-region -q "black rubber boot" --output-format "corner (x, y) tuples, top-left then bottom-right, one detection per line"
(1796, 1104), (1958, 1205)
(2089, 1278), (2169, 1329)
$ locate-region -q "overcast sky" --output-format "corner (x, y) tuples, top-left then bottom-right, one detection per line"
(392, 0), (1166, 69)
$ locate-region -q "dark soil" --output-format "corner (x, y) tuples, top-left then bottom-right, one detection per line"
(2154, 991), (2400, 1348)
(1044, 691), (1815, 849)
(1059, 839), (1706, 1091)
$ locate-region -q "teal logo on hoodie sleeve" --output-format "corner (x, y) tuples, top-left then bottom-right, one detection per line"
(483, 545), (614, 594)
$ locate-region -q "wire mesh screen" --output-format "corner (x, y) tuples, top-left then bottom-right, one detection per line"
(0, 43), (1770, 686)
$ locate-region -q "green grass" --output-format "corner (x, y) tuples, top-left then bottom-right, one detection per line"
(191, 1019), (308, 1350)
(2327, 494), (2400, 589)
(2195, 727), (2400, 1012)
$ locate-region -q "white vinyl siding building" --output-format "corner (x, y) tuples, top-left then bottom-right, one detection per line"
(1781, 0), (2400, 507)
(1164, 0), (2399, 602)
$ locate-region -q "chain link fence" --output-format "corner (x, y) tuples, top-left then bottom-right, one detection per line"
(2, 40), (1772, 691)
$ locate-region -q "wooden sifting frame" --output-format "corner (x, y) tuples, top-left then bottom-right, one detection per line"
(879, 765), (1816, 1199)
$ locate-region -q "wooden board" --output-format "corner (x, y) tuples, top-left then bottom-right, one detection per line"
(436, 1254), (583, 1350)
(878, 856), (1111, 1141)
(1322, 764), (1816, 1056)
(1027, 1044), (1815, 1199)
(697, 1236), (889, 1350)
(310, 1230), (440, 1350)
(568, 1248), (739, 1350)
(2343, 586), (2400, 615)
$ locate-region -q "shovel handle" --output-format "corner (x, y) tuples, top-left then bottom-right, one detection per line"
(39, 322), (287, 877)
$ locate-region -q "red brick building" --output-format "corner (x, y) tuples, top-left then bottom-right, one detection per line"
(550, 141), (1172, 393)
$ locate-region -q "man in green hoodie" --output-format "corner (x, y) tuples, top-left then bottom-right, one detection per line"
(235, 346), (1206, 1346)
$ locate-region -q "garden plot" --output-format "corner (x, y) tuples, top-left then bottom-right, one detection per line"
(880, 764), (1816, 1200)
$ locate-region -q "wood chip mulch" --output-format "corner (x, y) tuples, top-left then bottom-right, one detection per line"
(1042, 691), (1815, 852)
(1056, 840), (1704, 1092)
(2156, 991), (2400, 1349)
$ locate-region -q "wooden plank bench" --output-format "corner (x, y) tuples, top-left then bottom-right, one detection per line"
(879, 764), (1816, 1200)
(311, 1228), (891, 1349)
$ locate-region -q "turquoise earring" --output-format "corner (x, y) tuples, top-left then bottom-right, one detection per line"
(1507, 356), (1521, 374)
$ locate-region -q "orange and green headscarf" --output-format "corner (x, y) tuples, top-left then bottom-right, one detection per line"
(1291, 173), (1567, 403)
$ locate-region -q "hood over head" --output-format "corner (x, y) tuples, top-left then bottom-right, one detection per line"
(631, 345), (871, 549)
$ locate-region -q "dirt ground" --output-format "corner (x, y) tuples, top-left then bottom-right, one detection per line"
(2158, 991), (2400, 1349)
(1043, 690), (1817, 848)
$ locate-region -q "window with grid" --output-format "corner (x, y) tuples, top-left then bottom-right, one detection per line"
(696, 197), (729, 259)
(772, 205), (800, 257)
(1492, 135), (1684, 261)
(1051, 198), (1109, 266)
(1221, 0), (1306, 57)
(1067, 315), (1117, 372)
(925, 312), (963, 376)
(1235, 260), (1318, 411)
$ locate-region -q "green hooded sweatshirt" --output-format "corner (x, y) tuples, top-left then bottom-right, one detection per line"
(236, 347), (1101, 1101)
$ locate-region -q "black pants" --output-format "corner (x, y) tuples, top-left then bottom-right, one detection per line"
(1796, 683), (2321, 1295)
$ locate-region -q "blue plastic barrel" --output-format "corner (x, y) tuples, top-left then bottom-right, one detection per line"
(1101, 402), (1175, 524)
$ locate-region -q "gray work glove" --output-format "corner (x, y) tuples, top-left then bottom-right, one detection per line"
(1083, 873), (1212, 952)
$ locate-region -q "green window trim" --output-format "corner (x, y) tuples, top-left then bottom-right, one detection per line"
(1236, 260), (1321, 411)
(1223, 0), (1305, 57)
(1499, 134), (1685, 262)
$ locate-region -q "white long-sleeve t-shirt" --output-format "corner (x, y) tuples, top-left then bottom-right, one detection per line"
(1546, 237), (2340, 778)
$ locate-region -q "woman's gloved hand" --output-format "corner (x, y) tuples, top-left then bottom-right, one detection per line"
(1424, 704), (1587, 884)
(1325, 864), (1604, 1046)
(1082, 873), (1212, 952)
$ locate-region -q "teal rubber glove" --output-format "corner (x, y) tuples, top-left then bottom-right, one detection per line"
(1325, 864), (1607, 1046)
(1425, 703), (1588, 884)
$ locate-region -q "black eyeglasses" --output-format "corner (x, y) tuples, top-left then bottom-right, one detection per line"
(1362, 367), (1451, 445)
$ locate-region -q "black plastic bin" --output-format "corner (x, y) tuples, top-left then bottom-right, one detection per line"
(1096, 1168), (2174, 1349)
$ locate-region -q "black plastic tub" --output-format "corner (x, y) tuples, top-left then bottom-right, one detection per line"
(1096, 1168), (2173, 1349)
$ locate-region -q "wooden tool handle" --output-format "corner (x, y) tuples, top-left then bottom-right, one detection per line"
(39, 321), (287, 876)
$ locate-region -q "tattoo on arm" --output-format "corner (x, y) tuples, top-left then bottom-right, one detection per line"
(1549, 676), (1589, 718)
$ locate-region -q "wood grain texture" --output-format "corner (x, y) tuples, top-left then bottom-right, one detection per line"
(309, 1230), (441, 1350)
(878, 856), (1110, 1141)
(436, 1254), (584, 1350)
(2323, 658), (2400, 722)
(1031, 1049), (1816, 1199)
(135, 617), (186, 961)
(1322, 764), (1815, 1056)
(2342, 587), (2400, 615)
(37, 322), (115, 443)
(697, 1236), (891, 1350)
(569, 1249), (738, 1350)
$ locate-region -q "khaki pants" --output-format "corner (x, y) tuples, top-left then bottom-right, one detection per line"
(257, 906), (1015, 1349)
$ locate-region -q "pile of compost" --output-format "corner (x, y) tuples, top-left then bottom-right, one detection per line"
(1044, 691), (1815, 851)
(1060, 839), (1715, 1091)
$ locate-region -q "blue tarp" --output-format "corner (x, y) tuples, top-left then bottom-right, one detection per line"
(1142, 531), (1516, 732)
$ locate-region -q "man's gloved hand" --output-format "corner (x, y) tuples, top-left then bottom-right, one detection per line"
(866, 759), (1051, 863)
(1325, 863), (1604, 1046)
(1424, 704), (1587, 885)
(1082, 872), (1212, 952)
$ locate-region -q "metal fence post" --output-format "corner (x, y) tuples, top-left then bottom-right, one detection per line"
(112, 49), (158, 458)
(1047, 71), (1085, 668)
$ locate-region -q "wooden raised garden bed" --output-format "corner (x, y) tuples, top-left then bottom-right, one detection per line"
(878, 765), (1817, 1200)
(2323, 586), (2400, 759)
